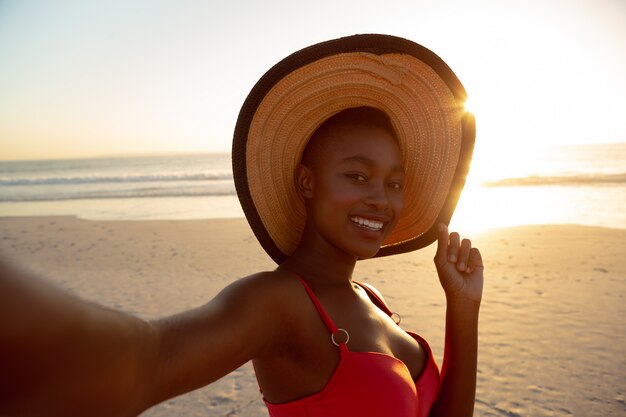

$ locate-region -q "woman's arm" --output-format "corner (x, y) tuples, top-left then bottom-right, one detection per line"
(0, 259), (284, 417)
(429, 224), (484, 417)
(0, 259), (160, 416)
(148, 273), (286, 406)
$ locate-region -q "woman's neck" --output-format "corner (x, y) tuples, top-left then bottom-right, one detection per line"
(279, 236), (357, 288)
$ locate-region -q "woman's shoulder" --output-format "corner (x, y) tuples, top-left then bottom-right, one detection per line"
(224, 270), (321, 357)
(355, 281), (388, 304)
(228, 269), (301, 294)
(219, 269), (307, 314)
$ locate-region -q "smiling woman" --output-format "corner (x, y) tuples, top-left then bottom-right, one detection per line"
(0, 34), (481, 417)
(233, 34), (475, 263)
(296, 107), (405, 260)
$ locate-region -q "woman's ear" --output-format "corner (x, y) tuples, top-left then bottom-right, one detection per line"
(296, 164), (314, 199)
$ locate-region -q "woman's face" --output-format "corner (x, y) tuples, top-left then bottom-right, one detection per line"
(299, 121), (405, 259)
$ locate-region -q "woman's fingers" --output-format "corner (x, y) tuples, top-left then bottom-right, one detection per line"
(466, 247), (484, 274)
(457, 238), (472, 271)
(435, 223), (480, 274)
(447, 231), (460, 263)
(435, 223), (450, 267)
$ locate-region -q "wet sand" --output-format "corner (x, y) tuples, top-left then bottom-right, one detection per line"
(1, 216), (624, 416)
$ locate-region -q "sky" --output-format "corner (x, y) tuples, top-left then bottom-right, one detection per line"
(0, 0), (625, 162)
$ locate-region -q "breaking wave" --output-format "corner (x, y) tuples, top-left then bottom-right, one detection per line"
(483, 173), (626, 187)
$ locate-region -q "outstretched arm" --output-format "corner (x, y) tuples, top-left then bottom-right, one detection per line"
(0, 259), (282, 417)
(0, 259), (160, 416)
(429, 223), (484, 417)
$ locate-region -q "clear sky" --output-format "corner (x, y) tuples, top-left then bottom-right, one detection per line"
(0, 0), (625, 161)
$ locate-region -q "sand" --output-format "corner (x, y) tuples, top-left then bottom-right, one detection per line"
(1, 216), (624, 417)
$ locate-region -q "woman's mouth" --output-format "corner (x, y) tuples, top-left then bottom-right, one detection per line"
(350, 216), (384, 231)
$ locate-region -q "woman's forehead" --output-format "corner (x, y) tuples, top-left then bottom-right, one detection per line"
(302, 107), (401, 166)
(305, 123), (403, 170)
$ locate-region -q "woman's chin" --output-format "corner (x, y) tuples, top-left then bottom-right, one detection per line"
(353, 245), (382, 260)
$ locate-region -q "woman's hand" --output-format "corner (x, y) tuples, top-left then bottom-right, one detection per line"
(433, 223), (484, 305)
(429, 223), (483, 417)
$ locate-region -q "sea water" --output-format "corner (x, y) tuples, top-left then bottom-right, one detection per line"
(451, 142), (626, 232)
(0, 153), (242, 220)
(1, 143), (625, 231)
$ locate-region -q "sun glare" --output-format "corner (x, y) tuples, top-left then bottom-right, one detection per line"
(462, 98), (475, 115)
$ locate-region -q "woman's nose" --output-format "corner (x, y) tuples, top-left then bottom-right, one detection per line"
(363, 181), (389, 210)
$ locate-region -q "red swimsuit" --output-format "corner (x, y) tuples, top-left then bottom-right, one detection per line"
(262, 276), (440, 417)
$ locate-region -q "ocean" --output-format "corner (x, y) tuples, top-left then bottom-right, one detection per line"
(1, 143), (625, 231)
(0, 153), (242, 220)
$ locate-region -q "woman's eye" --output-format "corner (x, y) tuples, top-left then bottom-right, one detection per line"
(347, 173), (367, 182)
(389, 182), (403, 190)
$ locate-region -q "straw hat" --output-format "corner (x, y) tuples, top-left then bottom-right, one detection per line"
(233, 34), (475, 264)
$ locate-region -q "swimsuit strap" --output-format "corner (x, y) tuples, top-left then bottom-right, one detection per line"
(294, 274), (338, 332)
(355, 281), (402, 325)
(294, 275), (349, 347)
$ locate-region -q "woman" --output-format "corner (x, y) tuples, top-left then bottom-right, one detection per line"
(0, 34), (482, 417)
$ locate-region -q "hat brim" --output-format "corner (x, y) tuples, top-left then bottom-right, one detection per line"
(233, 34), (475, 264)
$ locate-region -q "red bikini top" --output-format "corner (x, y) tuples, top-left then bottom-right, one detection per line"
(262, 276), (440, 417)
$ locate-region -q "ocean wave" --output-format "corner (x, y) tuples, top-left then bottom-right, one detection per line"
(0, 186), (237, 202)
(0, 171), (233, 186)
(483, 173), (626, 187)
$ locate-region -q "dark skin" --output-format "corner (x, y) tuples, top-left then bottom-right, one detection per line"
(255, 123), (424, 402)
(0, 119), (483, 417)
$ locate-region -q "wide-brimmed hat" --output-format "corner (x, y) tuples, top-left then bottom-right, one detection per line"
(233, 34), (475, 264)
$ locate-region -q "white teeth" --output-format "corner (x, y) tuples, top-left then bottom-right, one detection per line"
(351, 216), (383, 231)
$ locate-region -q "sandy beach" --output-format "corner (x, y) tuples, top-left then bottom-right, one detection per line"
(1, 216), (624, 417)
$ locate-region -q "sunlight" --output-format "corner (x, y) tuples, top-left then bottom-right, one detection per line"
(445, 142), (626, 235)
(450, 174), (626, 235)
(463, 97), (475, 115)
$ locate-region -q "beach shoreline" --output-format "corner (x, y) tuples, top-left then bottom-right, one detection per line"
(1, 216), (625, 417)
